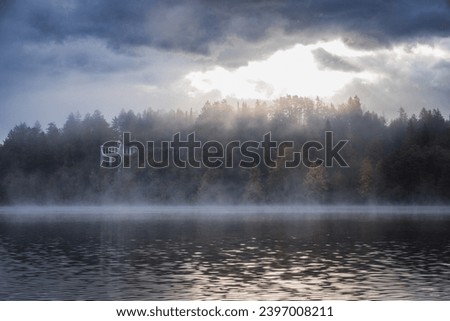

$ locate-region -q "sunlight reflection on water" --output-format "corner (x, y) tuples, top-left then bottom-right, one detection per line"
(0, 206), (449, 300)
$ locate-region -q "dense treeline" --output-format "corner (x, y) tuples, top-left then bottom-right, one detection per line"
(1, 95), (450, 204)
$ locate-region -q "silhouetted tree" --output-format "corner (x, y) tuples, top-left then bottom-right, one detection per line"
(1, 96), (449, 204)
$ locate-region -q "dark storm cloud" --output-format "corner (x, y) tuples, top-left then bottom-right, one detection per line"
(23, 0), (223, 55)
(312, 48), (361, 72)
(285, 0), (450, 39)
(2, 0), (450, 59)
(0, 0), (448, 81)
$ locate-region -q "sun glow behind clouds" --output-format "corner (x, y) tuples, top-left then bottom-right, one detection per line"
(186, 40), (378, 100)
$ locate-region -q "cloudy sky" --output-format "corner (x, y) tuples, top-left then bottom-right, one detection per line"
(1, 0), (450, 140)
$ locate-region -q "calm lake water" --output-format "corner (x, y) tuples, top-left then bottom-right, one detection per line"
(0, 206), (450, 300)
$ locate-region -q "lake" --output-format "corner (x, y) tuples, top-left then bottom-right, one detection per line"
(0, 205), (450, 300)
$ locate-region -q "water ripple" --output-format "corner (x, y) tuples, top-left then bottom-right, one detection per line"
(0, 213), (450, 300)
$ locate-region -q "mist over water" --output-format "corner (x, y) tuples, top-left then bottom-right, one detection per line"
(2, 204), (450, 218)
(1, 205), (450, 300)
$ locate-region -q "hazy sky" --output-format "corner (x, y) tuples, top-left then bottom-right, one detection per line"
(1, 0), (450, 141)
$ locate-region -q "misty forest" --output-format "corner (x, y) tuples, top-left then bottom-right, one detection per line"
(1, 95), (450, 205)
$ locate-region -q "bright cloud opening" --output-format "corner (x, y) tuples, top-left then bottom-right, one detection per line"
(186, 40), (378, 100)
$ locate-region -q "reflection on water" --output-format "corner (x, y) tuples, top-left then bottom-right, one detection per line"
(0, 208), (450, 300)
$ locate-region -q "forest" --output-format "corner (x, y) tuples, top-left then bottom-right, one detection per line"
(1, 95), (450, 204)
